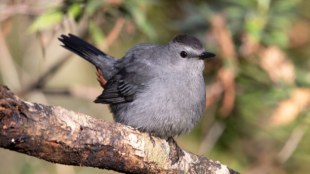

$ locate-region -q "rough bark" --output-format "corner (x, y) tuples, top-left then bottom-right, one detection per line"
(0, 84), (239, 174)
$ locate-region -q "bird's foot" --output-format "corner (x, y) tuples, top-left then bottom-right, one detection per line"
(125, 125), (136, 130)
(167, 137), (185, 165)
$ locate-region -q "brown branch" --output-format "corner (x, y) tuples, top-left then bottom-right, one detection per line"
(0, 84), (239, 174)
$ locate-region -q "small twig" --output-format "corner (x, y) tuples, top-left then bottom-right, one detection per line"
(277, 123), (308, 164)
(17, 56), (71, 97)
(210, 15), (237, 60)
(246, 123), (308, 174)
(210, 14), (238, 118)
(0, 29), (21, 92)
(205, 80), (224, 108)
(17, 26), (88, 97)
(0, 4), (45, 22)
(100, 17), (125, 50)
(198, 121), (226, 155)
(42, 86), (102, 100)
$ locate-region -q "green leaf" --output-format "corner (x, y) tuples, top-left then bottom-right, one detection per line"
(224, 6), (245, 19)
(264, 30), (288, 48)
(28, 11), (63, 33)
(88, 21), (105, 45)
(126, 3), (156, 40)
(273, 0), (300, 12)
(244, 14), (265, 42)
(225, 0), (256, 8)
(68, 3), (82, 18)
(86, 0), (104, 15)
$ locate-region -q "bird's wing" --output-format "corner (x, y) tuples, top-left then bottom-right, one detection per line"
(94, 62), (152, 104)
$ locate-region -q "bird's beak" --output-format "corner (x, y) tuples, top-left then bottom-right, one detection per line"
(199, 51), (216, 59)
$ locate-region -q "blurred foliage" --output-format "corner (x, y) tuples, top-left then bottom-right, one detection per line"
(1, 0), (310, 174)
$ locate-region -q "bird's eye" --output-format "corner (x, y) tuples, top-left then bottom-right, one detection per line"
(180, 51), (188, 58)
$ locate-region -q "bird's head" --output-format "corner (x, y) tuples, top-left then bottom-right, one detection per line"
(165, 34), (215, 71)
(169, 34), (215, 59)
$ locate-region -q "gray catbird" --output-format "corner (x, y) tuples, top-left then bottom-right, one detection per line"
(59, 34), (215, 140)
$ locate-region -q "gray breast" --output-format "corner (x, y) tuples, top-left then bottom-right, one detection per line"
(112, 66), (206, 138)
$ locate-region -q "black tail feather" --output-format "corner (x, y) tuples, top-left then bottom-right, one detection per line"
(58, 34), (107, 67)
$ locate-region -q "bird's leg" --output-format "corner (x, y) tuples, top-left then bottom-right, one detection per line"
(147, 133), (156, 147)
(167, 137), (185, 165)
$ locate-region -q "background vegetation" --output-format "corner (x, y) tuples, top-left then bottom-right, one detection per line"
(1, 0), (310, 173)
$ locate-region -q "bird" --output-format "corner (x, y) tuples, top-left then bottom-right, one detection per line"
(58, 33), (215, 143)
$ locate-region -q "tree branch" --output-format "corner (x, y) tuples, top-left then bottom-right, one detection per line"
(0, 84), (239, 174)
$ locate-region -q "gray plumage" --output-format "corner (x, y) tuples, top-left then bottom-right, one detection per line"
(59, 34), (215, 138)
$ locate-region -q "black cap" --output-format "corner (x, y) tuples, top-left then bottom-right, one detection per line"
(172, 34), (204, 50)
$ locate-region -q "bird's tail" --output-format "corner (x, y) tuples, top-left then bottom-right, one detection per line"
(58, 34), (117, 80)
